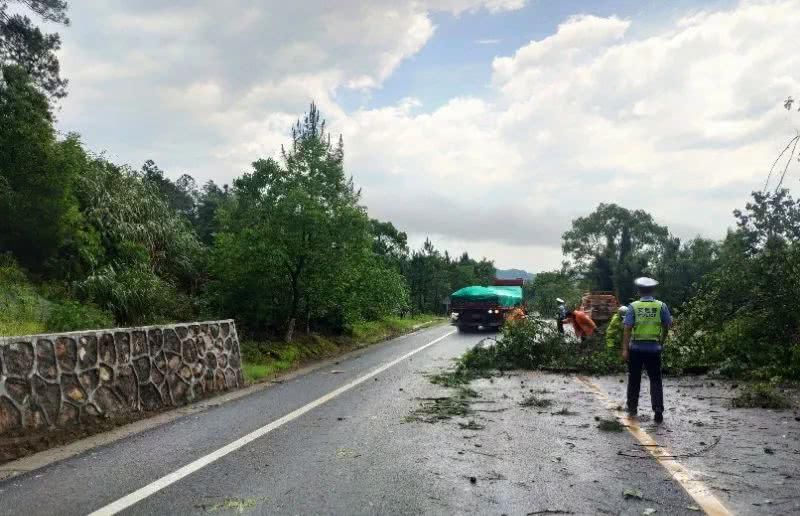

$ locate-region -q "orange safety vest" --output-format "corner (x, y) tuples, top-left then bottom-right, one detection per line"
(570, 310), (597, 337)
(506, 307), (526, 321)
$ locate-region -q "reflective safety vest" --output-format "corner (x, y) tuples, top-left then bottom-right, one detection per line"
(631, 300), (664, 341)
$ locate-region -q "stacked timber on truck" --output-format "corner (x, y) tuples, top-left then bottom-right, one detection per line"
(578, 291), (619, 325)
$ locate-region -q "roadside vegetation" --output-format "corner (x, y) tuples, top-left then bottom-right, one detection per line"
(240, 315), (443, 383)
(527, 175), (800, 382)
(2, 1), (799, 387)
(0, 3), (490, 345)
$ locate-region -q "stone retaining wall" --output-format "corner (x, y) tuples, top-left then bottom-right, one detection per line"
(0, 320), (243, 434)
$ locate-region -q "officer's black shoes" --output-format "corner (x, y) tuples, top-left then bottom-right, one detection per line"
(654, 412), (664, 423)
(626, 407), (638, 417)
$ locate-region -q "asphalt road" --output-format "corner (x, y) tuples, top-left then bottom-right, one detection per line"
(0, 324), (797, 515)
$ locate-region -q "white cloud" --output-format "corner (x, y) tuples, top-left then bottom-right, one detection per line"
(429, 0), (527, 14)
(344, 0), (800, 269)
(55, 0), (800, 271)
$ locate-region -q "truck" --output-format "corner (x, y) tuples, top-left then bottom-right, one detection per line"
(577, 291), (620, 327)
(449, 278), (525, 332)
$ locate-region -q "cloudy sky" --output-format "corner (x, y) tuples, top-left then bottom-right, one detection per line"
(50, 0), (799, 271)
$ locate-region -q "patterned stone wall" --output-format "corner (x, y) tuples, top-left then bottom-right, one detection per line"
(0, 319), (243, 434)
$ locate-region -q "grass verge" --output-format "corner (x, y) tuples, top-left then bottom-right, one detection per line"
(349, 315), (446, 346)
(1, 260), (113, 337)
(241, 315), (445, 384)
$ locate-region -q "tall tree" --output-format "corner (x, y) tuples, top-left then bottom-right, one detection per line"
(213, 104), (388, 340)
(140, 159), (198, 221)
(671, 190), (800, 377)
(0, 65), (79, 271)
(527, 267), (582, 317)
(0, 0), (69, 99)
(653, 236), (719, 309)
(369, 219), (408, 268)
(194, 180), (228, 245)
(562, 203), (669, 301)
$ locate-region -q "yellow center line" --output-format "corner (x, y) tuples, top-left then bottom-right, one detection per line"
(576, 376), (733, 516)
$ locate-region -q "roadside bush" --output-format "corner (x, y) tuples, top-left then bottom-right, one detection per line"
(0, 258), (47, 335)
(79, 262), (178, 325)
(667, 191), (800, 381)
(491, 317), (564, 369)
(434, 318), (625, 384)
(1, 258), (114, 335)
(44, 299), (113, 332)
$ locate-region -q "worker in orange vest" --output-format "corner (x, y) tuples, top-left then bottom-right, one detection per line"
(568, 309), (596, 341)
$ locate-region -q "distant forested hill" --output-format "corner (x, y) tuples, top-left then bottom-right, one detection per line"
(495, 268), (535, 282)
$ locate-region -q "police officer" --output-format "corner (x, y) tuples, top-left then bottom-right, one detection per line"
(622, 277), (672, 423)
(556, 298), (567, 334)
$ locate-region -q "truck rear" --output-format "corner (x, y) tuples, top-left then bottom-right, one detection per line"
(449, 279), (524, 331)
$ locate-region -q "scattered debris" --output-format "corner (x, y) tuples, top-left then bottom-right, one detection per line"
(459, 420), (485, 430)
(764, 447), (775, 455)
(466, 448), (503, 459)
(642, 509), (657, 515)
(527, 510), (574, 515)
(469, 476), (477, 484)
(552, 407), (578, 416)
(686, 506), (701, 512)
(458, 386), (480, 398)
(619, 436), (722, 459)
(407, 396), (471, 423)
(196, 497), (262, 513)
(623, 488), (644, 500)
(597, 418), (625, 432)
(731, 383), (792, 409)
(520, 395), (553, 408)
(484, 470), (507, 481)
(336, 447), (360, 458)
(330, 370), (344, 374)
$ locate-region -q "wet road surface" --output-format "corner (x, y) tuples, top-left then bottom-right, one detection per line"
(0, 324), (797, 515)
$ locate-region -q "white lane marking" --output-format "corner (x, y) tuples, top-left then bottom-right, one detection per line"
(88, 329), (457, 516)
(577, 376), (732, 516)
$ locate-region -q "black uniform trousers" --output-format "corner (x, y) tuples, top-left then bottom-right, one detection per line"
(626, 349), (663, 413)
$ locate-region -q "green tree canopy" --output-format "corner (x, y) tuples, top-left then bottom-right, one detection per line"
(370, 219), (408, 268)
(0, 65), (80, 271)
(562, 203), (669, 302)
(526, 268), (582, 317)
(670, 190), (800, 378)
(212, 104), (407, 340)
(0, 0), (69, 98)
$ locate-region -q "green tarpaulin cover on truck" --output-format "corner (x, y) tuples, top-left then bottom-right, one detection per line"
(450, 285), (523, 308)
